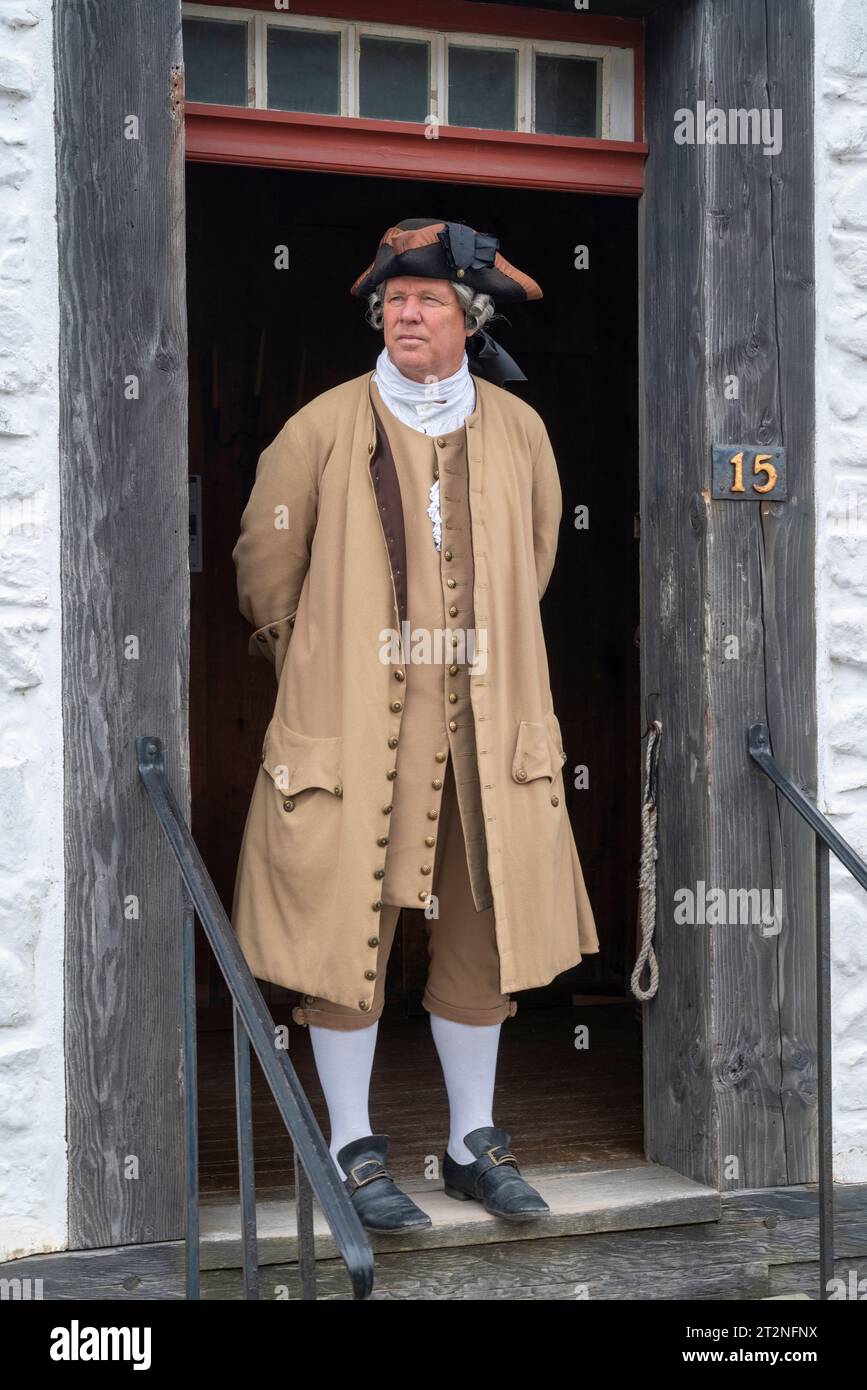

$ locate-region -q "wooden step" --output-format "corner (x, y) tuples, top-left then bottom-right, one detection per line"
(198, 1160), (719, 1269)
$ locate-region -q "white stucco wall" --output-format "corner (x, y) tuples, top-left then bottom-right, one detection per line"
(0, 0), (66, 1260)
(816, 0), (867, 1183)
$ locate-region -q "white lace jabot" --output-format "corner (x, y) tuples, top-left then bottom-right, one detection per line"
(373, 348), (477, 553)
(372, 346), (476, 437)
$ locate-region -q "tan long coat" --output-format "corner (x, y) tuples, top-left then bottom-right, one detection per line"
(230, 370), (600, 1011)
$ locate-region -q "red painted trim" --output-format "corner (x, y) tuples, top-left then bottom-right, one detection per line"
(185, 105), (647, 196)
(187, 0), (643, 48)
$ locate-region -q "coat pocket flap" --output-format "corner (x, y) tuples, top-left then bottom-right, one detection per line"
(512, 717), (565, 783)
(261, 715), (343, 797)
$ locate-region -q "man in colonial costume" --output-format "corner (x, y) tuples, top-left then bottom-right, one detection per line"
(231, 218), (600, 1232)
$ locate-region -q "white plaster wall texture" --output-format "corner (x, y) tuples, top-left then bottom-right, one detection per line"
(0, 0), (66, 1260)
(815, 0), (867, 1183)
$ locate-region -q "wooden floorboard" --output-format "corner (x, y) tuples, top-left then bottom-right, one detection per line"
(4, 1186), (864, 1302)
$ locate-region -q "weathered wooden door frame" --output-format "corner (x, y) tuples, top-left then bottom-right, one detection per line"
(639, 0), (817, 1190)
(57, 0), (815, 1250)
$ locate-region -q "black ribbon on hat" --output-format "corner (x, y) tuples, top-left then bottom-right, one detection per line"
(437, 221), (499, 274)
(466, 328), (527, 386)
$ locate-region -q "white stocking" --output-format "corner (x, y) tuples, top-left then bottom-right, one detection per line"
(308, 1022), (379, 1178)
(429, 1013), (501, 1163)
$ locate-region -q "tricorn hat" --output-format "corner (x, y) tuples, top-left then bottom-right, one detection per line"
(350, 218), (543, 302)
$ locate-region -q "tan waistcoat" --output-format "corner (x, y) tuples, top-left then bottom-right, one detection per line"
(370, 381), (492, 912)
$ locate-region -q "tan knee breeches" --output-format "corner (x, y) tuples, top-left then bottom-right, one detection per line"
(291, 757), (517, 1030)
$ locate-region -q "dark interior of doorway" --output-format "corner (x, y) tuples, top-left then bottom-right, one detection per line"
(186, 162), (643, 1193)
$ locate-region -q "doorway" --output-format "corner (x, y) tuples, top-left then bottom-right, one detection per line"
(185, 161), (643, 1192)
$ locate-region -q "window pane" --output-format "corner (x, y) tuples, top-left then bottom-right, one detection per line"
(448, 45), (517, 131)
(267, 27), (340, 115)
(182, 18), (247, 106)
(359, 37), (429, 123)
(534, 54), (599, 137)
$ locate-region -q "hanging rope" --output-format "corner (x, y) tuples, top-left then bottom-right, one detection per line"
(631, 719), (662, 1001)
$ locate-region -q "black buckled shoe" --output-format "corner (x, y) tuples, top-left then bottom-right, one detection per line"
(442, 1125), (550, 1220)
(337, 1134), (432, 1233)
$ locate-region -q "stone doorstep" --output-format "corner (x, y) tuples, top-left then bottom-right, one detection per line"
(198, 1162), (720, 1270)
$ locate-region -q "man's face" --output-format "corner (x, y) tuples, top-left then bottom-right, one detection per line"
(381, 276), (469, 383)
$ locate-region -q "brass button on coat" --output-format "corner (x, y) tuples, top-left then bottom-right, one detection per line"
(448, 719), (457, 731)
(374, 868), (385, 879)
(391, 700), (403, 712)
(444, 550), (452, 560)
(283, 798), (295, 811)
(449, 692), (457, 703)
(359, 1000), (371, 1011)
(368, 936), (380, 947)
(425, 835), (435, 847)
(304, 995), (315, 1004)
(418, 890), (429, 902)
(268, 626), (280, 637)
(334, 784), (343, 797)
(393, 670), (405, 681)
(382, 804), (392, 814)
(449, 664), (458, 675)
(427, 809), (438, 820)
(365, 969), (376, 981)
(516, 768), (527, 781)
(388, 736), (399, 748)
(386, 768), (398, 780)
(448, 605), (458, 616)
(435, 751), (447, 761)
(551, 794), (560, 806)
(436, 437), (447, 447)
(446, 578), (456, 588)
(377, 836), (389, 847)
(432, 778), (442, 790)
(420, 864), (432, 875)
(372, 901), (382, 911)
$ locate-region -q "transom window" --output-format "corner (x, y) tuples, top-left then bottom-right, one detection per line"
(181, 5), (636, 141)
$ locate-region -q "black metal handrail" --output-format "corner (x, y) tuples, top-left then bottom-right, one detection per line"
(749, 722), (867, 1301)
(137, 735), (375, 1301)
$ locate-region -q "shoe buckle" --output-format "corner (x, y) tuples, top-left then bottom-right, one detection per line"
(484, 1145), (518, 1168)
(348, 1157), (389, 1187)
